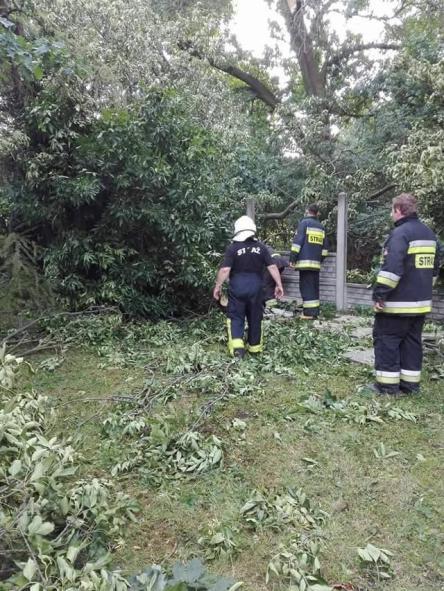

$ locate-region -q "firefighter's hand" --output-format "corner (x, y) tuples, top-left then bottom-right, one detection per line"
(373, 300), (385, 311)
(213, 286), (221, 301)
(275, 285), (284, 300)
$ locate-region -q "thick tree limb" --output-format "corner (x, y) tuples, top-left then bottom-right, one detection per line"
(368, 184), (396, 200)
(263, 199), (300, 221)
(209, 60), (280, 109)
(325, 43), (401, 69)
(263, 184), (396, 222)
(281, 0), (326, 97)
(179, 40), (280, 110)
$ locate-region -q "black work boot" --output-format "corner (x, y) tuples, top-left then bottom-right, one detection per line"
(399, 385), (420, 396)
(361, 383), (402, 397)
(233, 348), (245, 360)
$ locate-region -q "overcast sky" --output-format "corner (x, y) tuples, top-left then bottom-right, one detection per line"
(231, 0), (394, 57)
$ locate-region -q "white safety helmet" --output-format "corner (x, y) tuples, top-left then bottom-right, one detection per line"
(233, 215), (256, 242)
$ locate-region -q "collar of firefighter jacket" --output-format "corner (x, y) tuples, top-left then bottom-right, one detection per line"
(394, 212), (419, 227)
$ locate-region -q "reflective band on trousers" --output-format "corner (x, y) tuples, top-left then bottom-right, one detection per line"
(248, 320), (263, 353)
(303, 300), (320, 308)
(295, 260), (321, 269)
(380, 300), (432, 314)
(407, 240), (436, 254)
(226, 319), (244, 355)
(322, 249), (329, 257)
(248, 343), (263, 353)
(400, 369), (421, 383)
(291, 244), (301, 252)
(376, 371), (400, 384)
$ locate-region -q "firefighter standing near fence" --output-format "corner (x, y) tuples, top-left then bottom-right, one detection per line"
(213, 216), (284, 358)
(289, 204), (329, 319)
(371, 193), (439, 395)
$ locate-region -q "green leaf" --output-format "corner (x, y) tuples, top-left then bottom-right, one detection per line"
(358, 548), (371, 562)
(23, 558), (37, 581)
(366, 543), (381, 561)
(33, 65), (44, 80)
(172, 559), (205, 583)
(30, 461), (46, 482)
(210, 532), (226, 545)
(28, 515), (55, 536)
(9, 459), (22, 476)
(67, 544), (81, 563)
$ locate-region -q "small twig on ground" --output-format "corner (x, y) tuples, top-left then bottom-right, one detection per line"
(19, 343), (60, 357)
(161, 541), (178, 565)
(189, 387), (230, 432)
(55, 395), (136, 408)
(76, 410), (107, 429)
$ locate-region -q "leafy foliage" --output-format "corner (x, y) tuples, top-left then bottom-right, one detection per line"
(266, 538), (332, 591)
(357, 543), (394, 582)
(299, 390), (417, 425)
(102, 411), (224, 484)
(240, 488), (328, 531)
(0, 353), (136, 589)
(128, 559), (242, 591)
(0, 232), (52, 313)
(0, 350), (242, 590)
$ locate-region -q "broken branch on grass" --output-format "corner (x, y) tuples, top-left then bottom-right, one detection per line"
(189, 387), (230, 432)
(55, 395), (137, 408)
(1, 306), (120, 345)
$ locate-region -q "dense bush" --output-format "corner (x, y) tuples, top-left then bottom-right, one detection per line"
(9, 81), (244, 315)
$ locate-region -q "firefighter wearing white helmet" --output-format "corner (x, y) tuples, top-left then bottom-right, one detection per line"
(213, 216), (284, 358)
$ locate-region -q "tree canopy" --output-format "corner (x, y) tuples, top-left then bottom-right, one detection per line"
(0, 0), (443, 315)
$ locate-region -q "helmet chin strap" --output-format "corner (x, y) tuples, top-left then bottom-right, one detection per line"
(233, 229), (256, 239)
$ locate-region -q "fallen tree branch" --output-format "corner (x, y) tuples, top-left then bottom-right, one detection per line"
(1, 306), (120, 346)
(19, 343), (60, 357)
(56, 395), (136, 407)
(263, 199), (300, 221)
(179, 40), (280, 110)
(189, 386), (230, 432)
(367, 184), (396, 200)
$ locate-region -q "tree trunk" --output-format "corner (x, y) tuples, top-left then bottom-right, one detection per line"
(281, 0), (325, 97)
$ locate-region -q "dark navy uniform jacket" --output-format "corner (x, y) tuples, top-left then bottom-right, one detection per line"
(373, 213), (439, 315)
(289, 216), (329, 270)
(222, 239), (273, 278)
(263, 253), (288, 301)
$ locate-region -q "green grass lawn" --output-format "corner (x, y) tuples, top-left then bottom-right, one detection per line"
(18, 311), (444, 591)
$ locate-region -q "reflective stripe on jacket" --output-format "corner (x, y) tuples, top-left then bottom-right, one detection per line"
(373, 214), (439, 315)
(289, 216), (329, 270)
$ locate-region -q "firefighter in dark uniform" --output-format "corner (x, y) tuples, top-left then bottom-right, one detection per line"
(289, 204), (329, 319)
(372, 193), (439, 395)
(263, 250), (289, 306)
(213, 216), (284, 358)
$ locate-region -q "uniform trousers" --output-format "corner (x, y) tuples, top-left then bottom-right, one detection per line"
(227, 273), (263, 354)
(299, 270), (320, 317)
(373, 314), (425, 393)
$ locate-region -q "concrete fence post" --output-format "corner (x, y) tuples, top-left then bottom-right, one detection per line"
(336, 192), (348, 311)
(246, 198), (256, 222)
